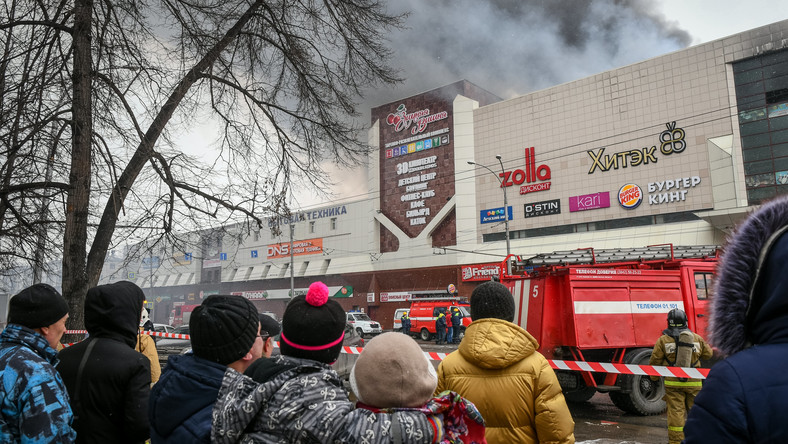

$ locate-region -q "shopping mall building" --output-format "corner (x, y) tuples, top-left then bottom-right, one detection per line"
(131, 20), (788, 327)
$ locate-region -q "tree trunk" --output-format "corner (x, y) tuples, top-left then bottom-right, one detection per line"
(62, 0), (93, 331)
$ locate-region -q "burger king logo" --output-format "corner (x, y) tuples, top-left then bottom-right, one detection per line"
(618, 183), (643, 209)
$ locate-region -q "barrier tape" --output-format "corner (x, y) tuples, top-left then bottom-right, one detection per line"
(64, 330), (708, 378)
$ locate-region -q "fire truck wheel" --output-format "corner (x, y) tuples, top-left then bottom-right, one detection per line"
(609, 348), (666, 416)
(420, 328), (432, 341)
(457, 327), (465, 341)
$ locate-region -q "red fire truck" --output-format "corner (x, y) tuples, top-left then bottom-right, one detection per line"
(498, 244), (717, 415)
(169, 304), (200, 327)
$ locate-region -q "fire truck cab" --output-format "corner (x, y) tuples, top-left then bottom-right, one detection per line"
(408, 297), (472, 341)
(500, 244), (717, 415)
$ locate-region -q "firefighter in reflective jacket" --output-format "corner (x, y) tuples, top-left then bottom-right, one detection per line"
(400, 311), (411, 337)
(649, 309), (713, 444)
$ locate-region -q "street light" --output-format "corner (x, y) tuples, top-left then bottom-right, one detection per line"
(468, 155), (511, 256)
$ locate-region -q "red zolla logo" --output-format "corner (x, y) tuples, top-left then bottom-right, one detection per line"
(499, 147), (551, 187)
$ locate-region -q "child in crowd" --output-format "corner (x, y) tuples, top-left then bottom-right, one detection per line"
(211, 282), (444, 443)
(351, 332), (486, 444)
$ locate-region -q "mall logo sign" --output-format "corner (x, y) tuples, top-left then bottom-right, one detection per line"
(587, 121), (686, 174)
(524, 199), (560, 218)
(569, 192), (610, 212)
(386, 103), (448, 135)
(500, 147), (552, 195)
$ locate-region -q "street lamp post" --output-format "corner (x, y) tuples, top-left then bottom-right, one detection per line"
(468, 156), (511, 256)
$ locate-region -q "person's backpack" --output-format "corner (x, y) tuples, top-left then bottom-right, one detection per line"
(673, 330), (696, 382)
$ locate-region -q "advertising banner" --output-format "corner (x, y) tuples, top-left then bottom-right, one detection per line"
(461, 263), (501, 282)
(266, 238), (323, 259)
(480, 206), (513, 224)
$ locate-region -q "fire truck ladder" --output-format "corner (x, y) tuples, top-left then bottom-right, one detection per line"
(515, 244), (719, 268)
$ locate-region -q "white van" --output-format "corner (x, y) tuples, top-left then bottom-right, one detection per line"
(392, 308), (408, 331)
(346, 311), (382, 338)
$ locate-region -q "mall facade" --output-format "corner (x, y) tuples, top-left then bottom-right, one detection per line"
(121, 20), (788, 328)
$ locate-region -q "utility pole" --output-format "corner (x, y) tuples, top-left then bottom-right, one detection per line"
(468, 156), (511, 256)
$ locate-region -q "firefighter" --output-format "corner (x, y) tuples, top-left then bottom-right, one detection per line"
(649, 308), (713, 444)
(435, 308), (447, 345)
(449, 307), (462, 344)
(400, 310), (411, 337)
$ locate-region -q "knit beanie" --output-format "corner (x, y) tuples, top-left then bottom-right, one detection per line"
(190, 295), (259, 365)
(8, 284), (69, 329)
(470, 281), (515, 322)
(280, 281), (345, 364)
(350, 332), (437, 408)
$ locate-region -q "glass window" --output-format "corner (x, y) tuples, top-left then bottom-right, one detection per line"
(747, 186), (776, 203)
(739, 108), (767, 123)
(742, 133), (771, 149)
(743, 146), (773, 162)
(734, 68), (763, 84)
(770, 115), (788, 131)
(734, 58), (762, 73)
(740, 119), (769, 136)
(772, 128), (788, 144)
(774, 157), (788, 171)
(773, 142), (788, 158)
(764, 61), (788, 79)
(737, 94), (766, 111)
(745, 172), (775, 186)
(736, 82), (764, 98)
(695, 273), (713, 300)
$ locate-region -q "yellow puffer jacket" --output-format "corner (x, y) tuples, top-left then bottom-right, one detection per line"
(435, 318), (575, 444)
(135, 332), (161, 385)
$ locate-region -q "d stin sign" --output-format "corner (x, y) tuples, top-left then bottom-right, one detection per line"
(499, 147), (552, 195)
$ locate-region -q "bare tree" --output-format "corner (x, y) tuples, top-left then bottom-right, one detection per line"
(1, 0), (404, 328)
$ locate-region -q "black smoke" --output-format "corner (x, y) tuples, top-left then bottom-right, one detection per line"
(362, 0), (691, 108)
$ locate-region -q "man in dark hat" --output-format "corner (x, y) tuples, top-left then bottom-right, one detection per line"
(258, 313), (281, 359)
(0, 283), (76, 442)
(435, 281), (575, 444)
(148, 294), (262, 443)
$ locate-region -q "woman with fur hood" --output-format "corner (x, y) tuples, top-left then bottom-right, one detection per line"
(683, 195), (788, 443)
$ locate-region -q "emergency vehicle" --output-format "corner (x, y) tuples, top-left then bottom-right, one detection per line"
(499, 244), (717, 415)
(408, 296), (472, 341)
(169, 304), (200, 327)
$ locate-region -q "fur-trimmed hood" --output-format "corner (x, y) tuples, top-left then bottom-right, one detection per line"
(711, 195), (788, 356)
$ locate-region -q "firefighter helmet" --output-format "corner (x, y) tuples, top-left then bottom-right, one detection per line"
(667, 308), (688, 329)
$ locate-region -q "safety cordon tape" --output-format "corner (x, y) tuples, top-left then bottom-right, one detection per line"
(63, 330), (709, 378)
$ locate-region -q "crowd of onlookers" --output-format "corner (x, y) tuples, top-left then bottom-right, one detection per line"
(2, 195), (788, 443)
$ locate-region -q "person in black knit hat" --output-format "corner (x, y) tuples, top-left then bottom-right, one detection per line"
(0, 284), (75, 442)
(212, 281), (444, 443)
(149, 294), (262, 443)
(435, 280), (575, 443)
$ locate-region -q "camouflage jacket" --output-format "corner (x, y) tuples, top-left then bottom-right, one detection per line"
(0, 324), (76, 443)
(211, 355), (437, 444)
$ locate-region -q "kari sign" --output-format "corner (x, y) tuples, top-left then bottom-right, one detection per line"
(461, 264), (501, 282)
(480, 206), (513, 224)
(569, 192), (610, 212)
(266, 238), (323, 259)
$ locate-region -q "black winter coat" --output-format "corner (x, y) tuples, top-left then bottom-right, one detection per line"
(57, 281), (150, 444)
(684, 196), (788, 443)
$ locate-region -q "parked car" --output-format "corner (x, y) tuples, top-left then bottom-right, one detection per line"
(148, 323), (175, 344)
(346, 312), (382, 338)
(156, 324), (191, 367)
